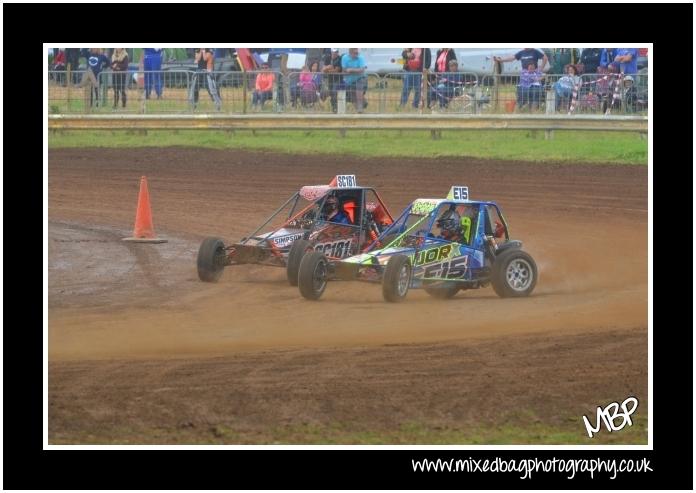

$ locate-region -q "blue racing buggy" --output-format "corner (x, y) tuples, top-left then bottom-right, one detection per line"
(297, 186), (538, 302)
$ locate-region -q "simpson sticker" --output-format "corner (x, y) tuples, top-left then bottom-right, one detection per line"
(272, 234), (303, 247)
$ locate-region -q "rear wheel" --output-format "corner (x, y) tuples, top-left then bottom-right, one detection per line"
(491, 249), (537, 297)
(382, 255), (411, 302)
(298, 251), (329, 300)
(286, 239), (312, 286)
(424, 283), (460, 299)
(197, 237), (227, 282)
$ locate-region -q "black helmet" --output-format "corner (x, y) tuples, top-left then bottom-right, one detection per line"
(436, 209), (461, 238)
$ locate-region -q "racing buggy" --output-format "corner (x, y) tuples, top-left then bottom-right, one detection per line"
(297, 186), (538, 302)
(197, 175), (394, 285)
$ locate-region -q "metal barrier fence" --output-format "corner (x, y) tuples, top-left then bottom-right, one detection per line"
(48, 70), (648, 116)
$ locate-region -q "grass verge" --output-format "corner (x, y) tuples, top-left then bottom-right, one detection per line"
(48, 129), (647, 165)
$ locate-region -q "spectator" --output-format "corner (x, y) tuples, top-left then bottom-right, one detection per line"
(400, 48), (431, 109)
(546, 48), (578, 75)
(321, 48), (343, 113)
(428, 48), (457, 108)
(579, 48), (602, 74)
(267, 52), (286, 107)
(516, 62), (544, 111)
(290, 66), (308, 107)
(65, 48), (81, 84)
(595, 65), (617, 113)
(301, 61), (322, 106)
(52, 49), (66, 85)
(433, 60), (466, 109)
(553, 64), (581, 112)
(252, 62), (275, 109)
(141, 48), (163, 99)
(111, 48), (129, 109)
(190, 48), (222, 111)
(80, 48), (110, 109)
(341, 48), (368, 113)
(612, 48), (639, 75)
(614, 75), (638, 113)
(291, 64), (321, 107)
(599, 48), (617, 71)
(494, 48), (548, 72)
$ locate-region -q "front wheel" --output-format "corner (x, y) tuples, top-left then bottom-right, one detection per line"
(197, 237), (227, 282)
(382, 255), (412, 302)
(298, 251), (329, 300)
(286, 239), (313, 286)
(491, 249), (537, 298)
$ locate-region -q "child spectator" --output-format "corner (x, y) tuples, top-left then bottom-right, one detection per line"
(615, 75), (638, 113)
(553, 64), (581, 112)
(291, 64), (321, 107)
(300, 61), (322, 106)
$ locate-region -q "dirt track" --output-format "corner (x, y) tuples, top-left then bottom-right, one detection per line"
(48, 148), (648, 443)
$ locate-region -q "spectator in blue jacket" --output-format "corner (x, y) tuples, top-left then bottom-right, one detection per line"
(599, 48), (617, 71)
(141, 48), (163, 99)
(612, 48), (639, 75)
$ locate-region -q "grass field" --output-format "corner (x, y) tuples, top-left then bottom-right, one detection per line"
(48, 129), (648, 165)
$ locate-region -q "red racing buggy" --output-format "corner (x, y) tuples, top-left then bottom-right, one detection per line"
(197, 175), (394, 285)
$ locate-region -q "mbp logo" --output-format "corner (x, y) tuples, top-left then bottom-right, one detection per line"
(582, 396), (639, 438)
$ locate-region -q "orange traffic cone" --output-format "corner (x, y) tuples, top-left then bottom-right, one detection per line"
(122, 176), (167, 243)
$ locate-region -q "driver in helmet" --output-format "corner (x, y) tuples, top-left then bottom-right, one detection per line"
(321, 194), (352, 224)
(435, 208), (462, 241)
